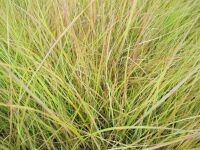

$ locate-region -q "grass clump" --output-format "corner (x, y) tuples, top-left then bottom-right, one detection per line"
(0, 0), (200, 149)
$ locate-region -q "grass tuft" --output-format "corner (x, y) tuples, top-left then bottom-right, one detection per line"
(0, 0), (200, 149)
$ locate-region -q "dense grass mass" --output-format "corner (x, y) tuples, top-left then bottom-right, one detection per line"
(0, 0), (200, 149)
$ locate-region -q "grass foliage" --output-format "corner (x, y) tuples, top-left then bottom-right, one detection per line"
(0, 0), (200, 149)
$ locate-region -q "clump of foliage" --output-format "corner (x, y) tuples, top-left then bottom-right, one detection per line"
(0, 0), (200, 149)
